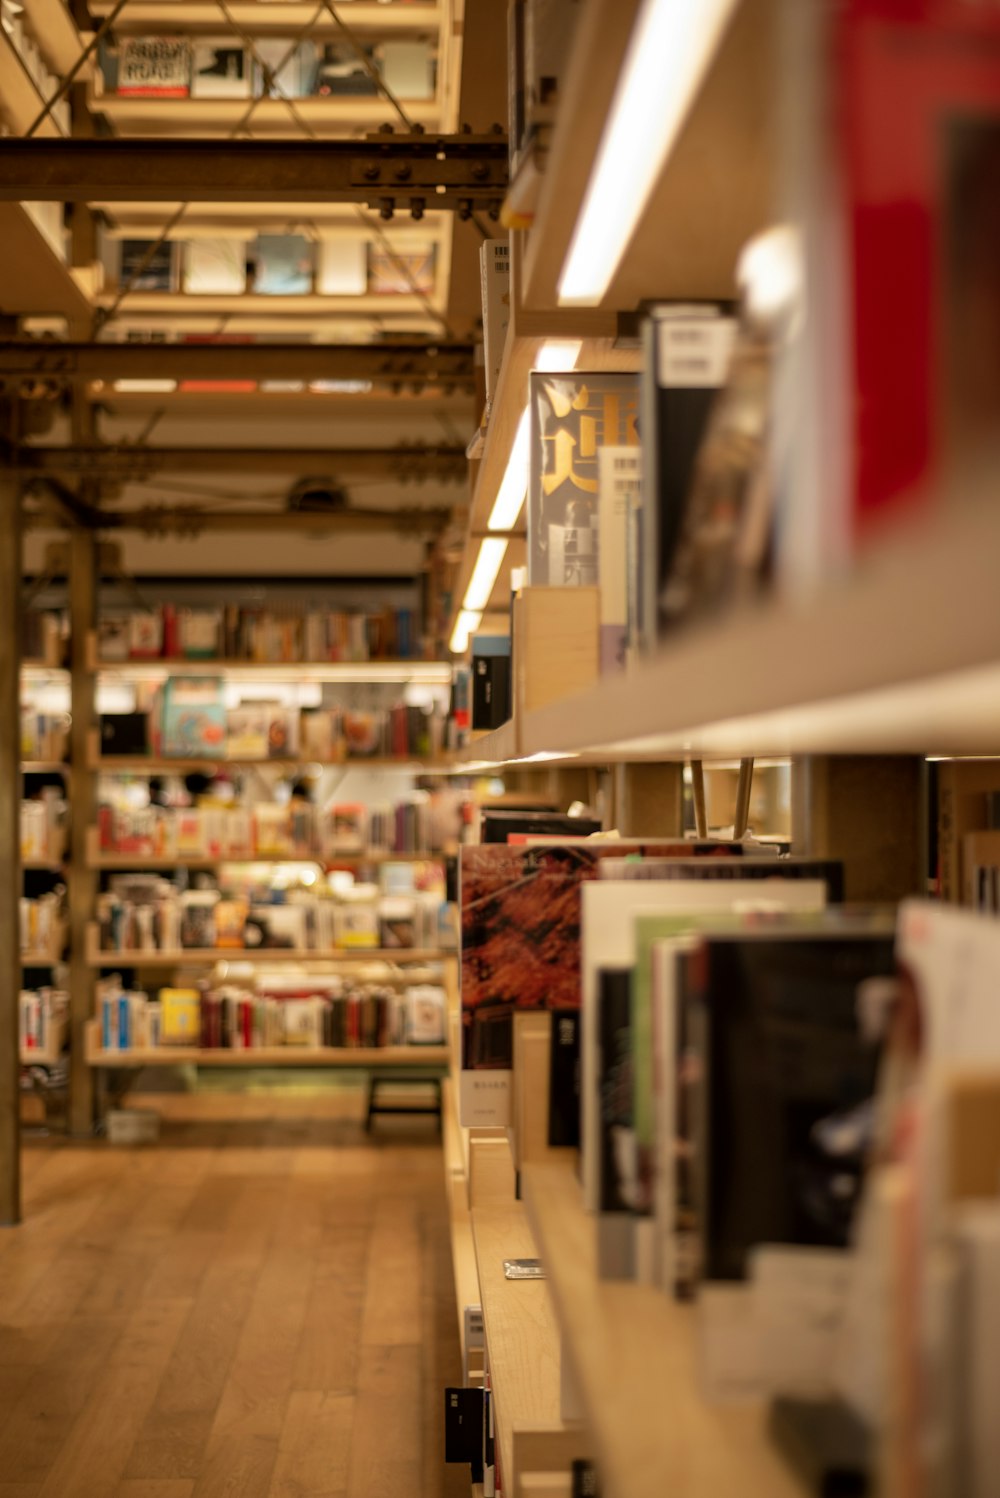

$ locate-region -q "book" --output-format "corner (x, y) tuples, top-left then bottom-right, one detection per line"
(382, 39), (434, 100)
(118, 238), (177, 293)
(226, 704), (268, 759)
(183, 238), (247, 295)
(527, 370), (640, 587)
(580, 876), (830, 1274)
(117, 37), (191, 96)
(548, 1008), (580, 1148)
(480, 239), (510, 411)
(597, 964), (637, 1279)
(252, 39), (317, 98)
(597, 446), (642, 674)
(252, 234), (314, 296)
(317, 238), (368, 296)
(161, 677), (226, 758)
(191, 41), (250, 98)
(638, 304), (736, 651)
(684, 925), (895, 1283)
(159, 987), (201, 1044)
(367, 243), (437, 297)
(313, 42), (378, 97)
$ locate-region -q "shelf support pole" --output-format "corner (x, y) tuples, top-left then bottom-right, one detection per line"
(732, 758), (755, 840)
(0, 401), (22, 1225)
(66, 459), (98, 1134)
(690, 759), (708, 839)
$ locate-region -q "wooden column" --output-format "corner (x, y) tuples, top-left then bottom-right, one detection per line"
(791, 756), (925, 903)
(67, 523), (97, 1135)
(611, 762), (684, 838)
(0, 409), (22, 1225)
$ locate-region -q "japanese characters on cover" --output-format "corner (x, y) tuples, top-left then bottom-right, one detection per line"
(527, 371), (639, 589)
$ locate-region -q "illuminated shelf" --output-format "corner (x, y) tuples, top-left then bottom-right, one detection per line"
(521, 0), (775, 313)
(88, 647), (452, 685)
(0, 30), (63, 137)
(84, 1020), (449, 1069)
(23, 762), (68, 775)
(21, 951), (63, 965)
(87, 849), (447, 869)
(89, 92), (441, 136)
(91, 755), (456, 773)
(521, 1161), (802, 1498)
(22, 858), (65, 873)
(22, 0), (94, 77)
(453, 501), (1000, 761)
(88, 0), (442, 33)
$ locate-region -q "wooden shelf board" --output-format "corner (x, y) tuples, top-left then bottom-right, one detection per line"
(89, 93), (441, 135)
(20, 1047), (64, 1066)
(483, 501), (1000, 761)
(22, 859), (65, 872)
(89, 651), (452, 683)
(21, 952), (63, 965)
(471, 1202), (567, 1495)
(93, 290), (443, 317)
(0, 30), (63, 136)
(521, 1161), (803, 1498)
(86, 942), (451, 968)
(88, 851), (445, 868)
(92, 754), (455, 772)
(522, 0), (776, 313)
(23, 762), (69, 774)
(88, 0), (443, 34)
(0, 204), (91, 320)
(22, 0), (94, 78)
(84, 1022), (449, 1069)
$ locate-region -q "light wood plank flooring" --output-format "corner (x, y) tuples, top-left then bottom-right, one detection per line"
(0, 1091), (469, 1498)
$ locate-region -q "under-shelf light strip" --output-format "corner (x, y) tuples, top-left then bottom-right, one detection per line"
(485, 341), (582, 533)
(449, 608), (482, 654)
(558, 0), (738, 305)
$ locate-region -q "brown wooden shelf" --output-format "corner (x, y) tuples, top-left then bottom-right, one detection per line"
(84, 1019), (449, 1069)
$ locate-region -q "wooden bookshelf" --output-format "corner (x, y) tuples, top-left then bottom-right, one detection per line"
(471, 1201), (585, 1494)
(22, 762), (69, 775)
(22, 858), (65, 873)
(0, 29), (63, 137)
(89, 92), (442, 136)
(85, 826), (450, 870)
(84, 1019), (449, 1069)
(521, 1160), (803, 1498)
(21, 951), (63, 966)
(91, 753), (456, 773)
(87, 643), (452, 684)
(22, 0), (94, 77)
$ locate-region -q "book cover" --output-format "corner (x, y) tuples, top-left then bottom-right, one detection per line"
(226, 704), (267, 759)
(459, 840), (740, 1127)
(548, 1008), (580, 1148)
(161, 677), (226, 758)
(191, 41), (250, 98)
(597, 445), (641, 674)
(480, 239), (510, 409)
(638, 304), (736, 652)
(528, 371), (640, 587)
(313, 41), (379, 96)
(687, 926), (895, 1284)
(381, 39), (434, 101)
(183, 238), (247, 295)
(160, 987), (201, 1044)
(367, 243), (437, 297)
(252, 234), (313, 296)
(317, 238), (368, 296)
(117, 37), (191, 96)
(118, 238), (177, 293)
(252, 38), (317, 98)
(597, 964), (637, 1280)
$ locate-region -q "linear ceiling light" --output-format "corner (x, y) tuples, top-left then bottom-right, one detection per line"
(558, 0), (738, 305)
(462, 537), (509, 612)
(449, 608), (482, 654)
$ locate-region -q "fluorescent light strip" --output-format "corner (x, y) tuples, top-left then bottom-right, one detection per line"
(462, 537), (509, 612)
(449, 609), (482, 654)
(535, 340), (582, 373)
(558, 0), (738, 305)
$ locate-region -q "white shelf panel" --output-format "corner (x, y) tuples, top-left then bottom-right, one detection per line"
(503, 502), (1000, 761)
(88, 1), (443, 34)
(90, 93), (441, 136)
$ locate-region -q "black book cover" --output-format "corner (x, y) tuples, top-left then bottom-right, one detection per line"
(444, 1388), (484, 1480)
(471, 655), (511, 731)
(480, 809), (601, 845)
(768, 1396), (872, 1496)
(597, 965), (635, 1279)
(572, 1459), (602, 1498)
(639, 304), (736, 653)
(100, 712), (149, 756)
(689, 930), (895, 1282)
(548, 1008), (580, 1148)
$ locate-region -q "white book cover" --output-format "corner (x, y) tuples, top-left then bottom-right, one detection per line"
(190, 41), (250, 98)
(597, 446), (641, 674)
(317, 238), (367, 296)
(382, 39), (434, 100)
(183, 237), (247, 295)
(480, 239), (510, 408)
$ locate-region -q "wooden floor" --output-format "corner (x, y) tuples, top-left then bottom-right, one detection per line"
(0, 1091), (469, 1498)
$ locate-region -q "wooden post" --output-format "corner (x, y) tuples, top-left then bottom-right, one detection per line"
(732, 757), (754, 839)
(690, 759), (708, 838)
(67, 523), (97, 1135)
(614, 762), (684, 838)
(0, 407), (22, 1225)
(791, 756), (925, 903)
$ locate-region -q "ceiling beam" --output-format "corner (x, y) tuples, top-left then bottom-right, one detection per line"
(0, 339), (476, 388)
(12, 444), (468, 480)
(0, 136), (507, 212)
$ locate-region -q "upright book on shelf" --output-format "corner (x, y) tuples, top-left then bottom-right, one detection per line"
(527, 371), (640, 588)
(116, 37), (191, 96)
(190, 41), (250, 98)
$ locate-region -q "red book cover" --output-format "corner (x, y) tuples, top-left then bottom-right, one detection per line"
(833, 0), (1000, 535)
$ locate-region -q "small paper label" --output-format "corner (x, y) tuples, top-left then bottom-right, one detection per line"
(658, 318), (735, 387)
